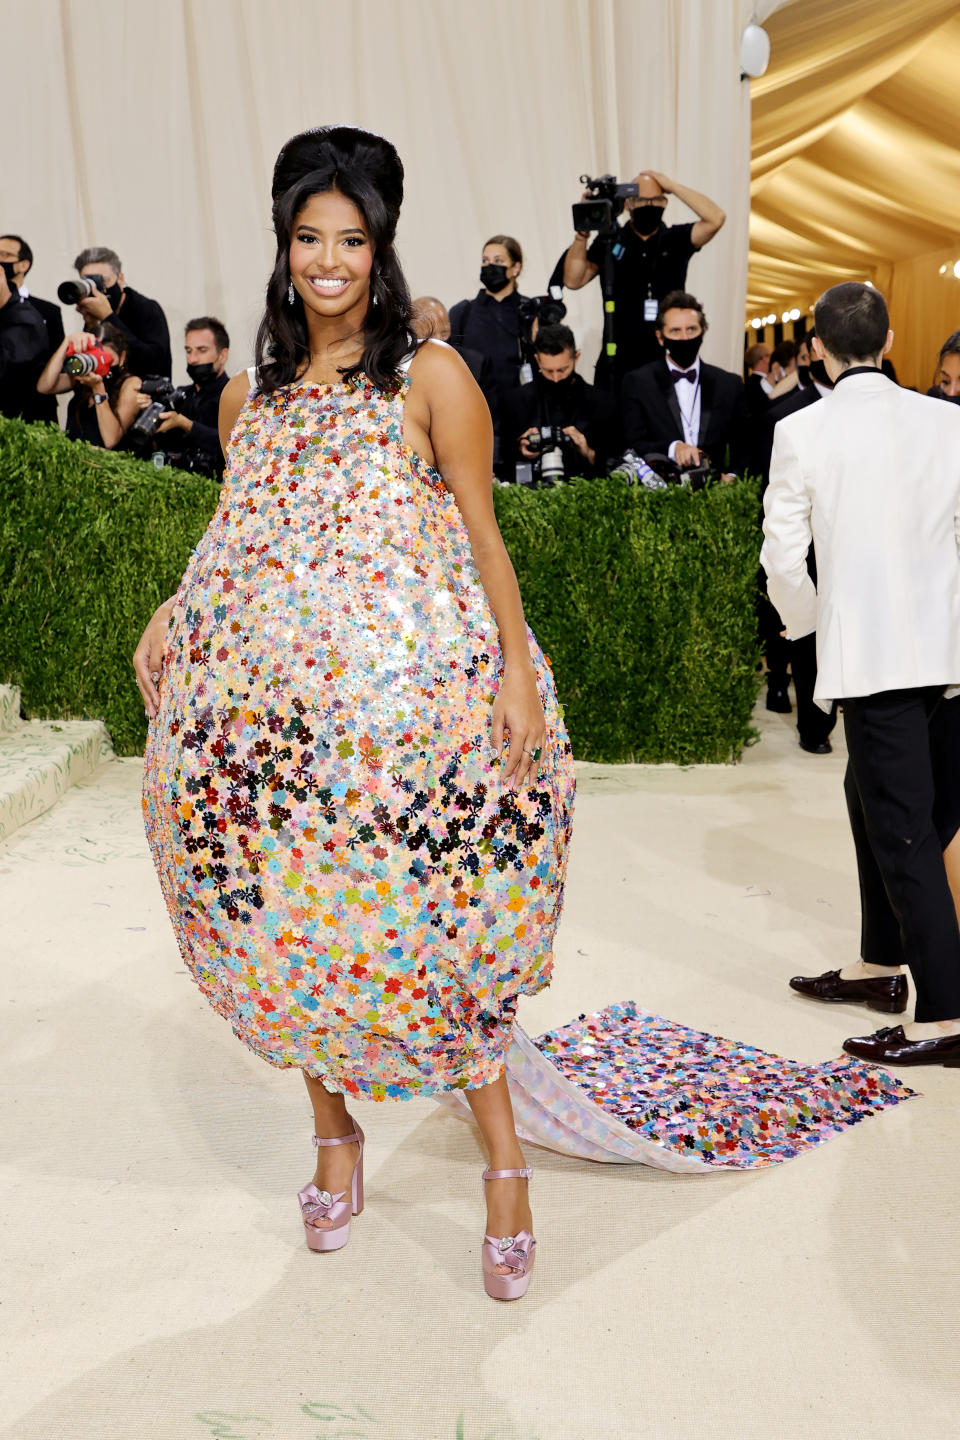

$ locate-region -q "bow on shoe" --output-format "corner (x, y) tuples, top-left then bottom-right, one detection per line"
(298, 1183), (349, 1226)
(484, 1231), (536, 1275)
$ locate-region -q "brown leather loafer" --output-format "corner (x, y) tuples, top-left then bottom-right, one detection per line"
(842, 1025), (960, 1067)
(789, 968), (908, 1014)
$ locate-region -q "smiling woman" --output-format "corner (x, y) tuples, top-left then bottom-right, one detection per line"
(255, 127), (414, 393)
(133, 124), (577, 1303)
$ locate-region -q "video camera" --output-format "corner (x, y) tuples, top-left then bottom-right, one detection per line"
(572, 174), (640, 235)
(130, 377), (192, 448)
(57, 274), (108, 305)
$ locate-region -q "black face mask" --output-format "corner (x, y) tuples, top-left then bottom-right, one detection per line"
(0, 259), (19, 286)
(187, 361), (217, 386)
(538, 367), (576, 388)
(105, 281), (123, 309)
(809, 359), (831, 387)
(664, 334), (703, 368)
(939, 390), (960, 405)
(631, 205), (664, 234)
(797, 363), (812, 387)
(480, 263), (509, 293)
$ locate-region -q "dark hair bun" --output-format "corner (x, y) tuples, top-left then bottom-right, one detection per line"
(272, 126), (404, 223)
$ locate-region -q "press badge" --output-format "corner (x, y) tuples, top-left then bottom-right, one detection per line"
(643, 297), (658, 322)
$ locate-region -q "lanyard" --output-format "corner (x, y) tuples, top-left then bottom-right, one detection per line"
(674, 371), (700, 444)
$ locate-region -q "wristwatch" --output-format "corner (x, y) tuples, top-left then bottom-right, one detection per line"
(93, 392), (108, 406)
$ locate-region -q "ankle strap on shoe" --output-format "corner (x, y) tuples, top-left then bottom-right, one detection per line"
(312, 1129), (360, 1148)
(482, 1166), (533, 1182)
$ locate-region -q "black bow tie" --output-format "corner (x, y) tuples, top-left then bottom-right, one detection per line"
(671, 368), (697, 384)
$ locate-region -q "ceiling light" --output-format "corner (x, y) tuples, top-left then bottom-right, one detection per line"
(953, 259), (960, 279)
(751, 318), (763, 330)
(940, 264), (949, 275)
(864, 280), (874, 288)
(790, 308), (801, 321)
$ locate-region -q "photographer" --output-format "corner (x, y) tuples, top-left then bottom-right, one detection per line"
(36, 322), (146, 449)
(501, 323), (617, 485)
(0, 233), (63, 423)
(621, 290), (748, 477)
(149, 316), (230, 478)
(562, 170), (725, 388)
(63, 246), (171, 379)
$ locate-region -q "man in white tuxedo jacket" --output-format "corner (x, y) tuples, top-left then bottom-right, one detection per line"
(762, 281), (960, 1069)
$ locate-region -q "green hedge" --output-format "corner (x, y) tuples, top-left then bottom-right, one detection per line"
(0, 416), (761, 761)
(492, 475), (762, 763)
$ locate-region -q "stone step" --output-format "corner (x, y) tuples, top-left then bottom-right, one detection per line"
(0, 683), (22, 740)
(0, 716), (114, 843)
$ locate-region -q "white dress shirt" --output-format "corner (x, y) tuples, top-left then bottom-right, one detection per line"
(665, 353), (702, 461)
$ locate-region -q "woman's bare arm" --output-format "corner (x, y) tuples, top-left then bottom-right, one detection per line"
(36, 335), (74, 395)
(406, 341), (546, 789)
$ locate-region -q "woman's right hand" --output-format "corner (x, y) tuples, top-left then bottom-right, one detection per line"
(64, 330), (95, 353)
(133, 599), (175, 719)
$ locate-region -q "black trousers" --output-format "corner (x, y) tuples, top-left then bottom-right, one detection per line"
(843, 687), (960, 1022)
(759, 564), (837, 746)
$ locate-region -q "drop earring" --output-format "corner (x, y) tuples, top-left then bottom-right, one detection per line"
(287, 281), (295, 305)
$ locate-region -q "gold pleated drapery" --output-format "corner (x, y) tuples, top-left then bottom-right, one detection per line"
(749, 0), (960, 389)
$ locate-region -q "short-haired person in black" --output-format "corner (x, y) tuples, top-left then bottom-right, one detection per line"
(152, 316), (231, 479)
(561, 169), (725, 388)
(448, 235), (526, 466)
(500, 323), (618, 484)
(763, 281), (960, 1067)
(70, 246), (171, 378)
(620, 290), (748, 476)
(756, 327), (837, 754)
(0, 233), (64, 423)
(928, 330), (960, 404)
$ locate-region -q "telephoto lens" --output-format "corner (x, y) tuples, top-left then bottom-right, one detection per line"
(62, 343), (115, 378)
(57, 275), (105, 305)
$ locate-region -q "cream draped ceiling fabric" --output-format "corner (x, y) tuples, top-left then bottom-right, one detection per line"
(6, 0), (758, 383)
(750, 0), (960, 390)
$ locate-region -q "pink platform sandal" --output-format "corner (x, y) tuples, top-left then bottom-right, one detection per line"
(298, 1120), (365, 1253)
(481, 1165), (536, 1301)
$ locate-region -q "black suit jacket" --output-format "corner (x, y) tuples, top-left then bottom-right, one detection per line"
(756, 382), (821, 486)
(23, 295), (64, 424)
(621, 358), (750, 473)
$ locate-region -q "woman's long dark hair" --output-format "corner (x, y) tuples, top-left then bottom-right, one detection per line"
(254, 126), (414, 394)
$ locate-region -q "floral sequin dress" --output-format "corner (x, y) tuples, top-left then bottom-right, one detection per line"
(142, 369), (576, 1101)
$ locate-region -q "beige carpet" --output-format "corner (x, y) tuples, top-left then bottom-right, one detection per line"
(2, 704), (958, 1440)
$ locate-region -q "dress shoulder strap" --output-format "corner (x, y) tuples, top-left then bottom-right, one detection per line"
(246, 365), (259, 391)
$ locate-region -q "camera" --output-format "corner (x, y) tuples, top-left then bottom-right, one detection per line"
(572, 173), (639, 234)
(57, 274), (107, 305)
(130, 377), (192, 446)
(517, 294), (567, 335)
(526, 424), (575, 485)
(644, 453), (721, 492)
(62, 342), (115, 379)
(516, 292), (568, 383)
